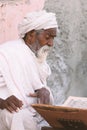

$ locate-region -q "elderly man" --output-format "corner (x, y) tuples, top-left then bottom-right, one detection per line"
(0, 10), (58, 130)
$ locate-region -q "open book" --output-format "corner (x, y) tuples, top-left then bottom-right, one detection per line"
(32, 96), (87, 129)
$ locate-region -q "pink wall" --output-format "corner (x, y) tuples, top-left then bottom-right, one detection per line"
(0, 0), (45, 44)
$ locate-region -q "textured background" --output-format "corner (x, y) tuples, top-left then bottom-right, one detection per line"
(0, 0), (45, 43)
(0, 0), (87, 105)
(45, 0), (87, 104)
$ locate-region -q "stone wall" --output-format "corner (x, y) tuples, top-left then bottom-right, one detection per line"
(0, 0), (45, 43)
(44, 0), (87, 104)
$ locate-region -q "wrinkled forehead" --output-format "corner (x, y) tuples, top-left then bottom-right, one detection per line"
(44, 28), (57, 37)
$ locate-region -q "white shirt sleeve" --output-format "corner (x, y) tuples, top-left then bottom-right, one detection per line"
(0, 71), (6, 87)
(0, 71), (10, 99)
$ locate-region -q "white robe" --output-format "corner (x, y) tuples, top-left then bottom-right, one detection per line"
(0, 39), (53, 130)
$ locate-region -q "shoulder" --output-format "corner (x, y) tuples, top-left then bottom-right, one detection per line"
(0, 39), (24, 51)
(0, 39), (22, 47)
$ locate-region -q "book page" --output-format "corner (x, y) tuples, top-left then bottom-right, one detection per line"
(63, 96), (87, 109)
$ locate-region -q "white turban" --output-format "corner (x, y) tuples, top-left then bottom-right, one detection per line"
(18, 10), (58, 38)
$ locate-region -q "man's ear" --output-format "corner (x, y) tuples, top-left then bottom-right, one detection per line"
(28, 30), (37, 44)
(24, 30), (36, 44)
(29, 30), (36, 37)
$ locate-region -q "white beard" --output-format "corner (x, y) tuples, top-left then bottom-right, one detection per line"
(36, 45), (52, 63)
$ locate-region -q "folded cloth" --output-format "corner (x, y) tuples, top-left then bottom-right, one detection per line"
(18, 10), (58, 38)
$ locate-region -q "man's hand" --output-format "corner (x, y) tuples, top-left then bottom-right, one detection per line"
(0, 95), (23, 113)
(29, 87), (50, 104)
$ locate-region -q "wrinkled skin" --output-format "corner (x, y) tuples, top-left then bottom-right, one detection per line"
(0, 95), (23, 113)
(30, 87), (50, 104)
(0, 87), (50, 113)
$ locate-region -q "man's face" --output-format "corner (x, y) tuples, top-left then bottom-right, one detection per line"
(36, 28), (57, 48)
(24, 28), (57, 51)
(35, 28), (57, 62)
(24, 28), (57, 61)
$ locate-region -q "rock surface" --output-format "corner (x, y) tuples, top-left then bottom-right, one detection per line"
(45, 0), (87, 104)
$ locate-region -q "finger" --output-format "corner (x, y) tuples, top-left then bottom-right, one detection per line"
(17, 100), (23, 108)
(6, 104), (15, 113)
(12, 97), (23, 108)
(13, 100), (23, 109)
(29, 93), (38, 97)
(39, 96), (45, 104)
(44, 97), (50, 104)
(39, 95), (50, 104)
(5, 103), (14, 113)
(8, 102), (19, 112)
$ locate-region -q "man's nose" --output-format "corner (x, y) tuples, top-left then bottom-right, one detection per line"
(47, 39), (54, 46)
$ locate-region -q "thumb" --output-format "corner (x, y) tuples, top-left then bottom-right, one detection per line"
(29, 93), (38, 97)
